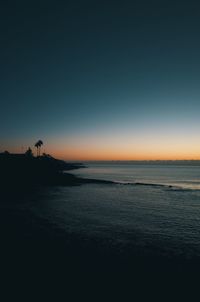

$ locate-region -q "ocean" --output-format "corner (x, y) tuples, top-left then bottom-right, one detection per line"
(10, 161), (199, 261)
(68, 162), (200, 260)
(2, 162), (200, 297)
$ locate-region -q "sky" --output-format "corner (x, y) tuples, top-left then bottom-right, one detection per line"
(1, 0), (200, 160)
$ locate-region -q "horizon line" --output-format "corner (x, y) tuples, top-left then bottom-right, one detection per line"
(65, 159), (200, 162)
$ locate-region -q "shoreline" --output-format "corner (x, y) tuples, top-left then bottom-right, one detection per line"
(0, 152), (115, 189)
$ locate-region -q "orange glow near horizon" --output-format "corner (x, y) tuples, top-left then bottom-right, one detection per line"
(5, 146), (200, 161)
(4, 133), (200, 161)
(54, 149), (200, 161)
(45, 140), (200, 161)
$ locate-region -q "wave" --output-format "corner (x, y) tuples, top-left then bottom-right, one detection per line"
(113, 180), (200, 191)
(74, 172), (200, 192)
(115, 181), (173, 188)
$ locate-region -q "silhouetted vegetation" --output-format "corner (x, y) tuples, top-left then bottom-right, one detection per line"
(34, 140), (43, 157)
(25, 147), (33, 157)
(0, 150), (85, 188)
(0, 149), (113, 189)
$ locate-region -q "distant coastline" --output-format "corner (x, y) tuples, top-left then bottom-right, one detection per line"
(81, 160), (200, 166)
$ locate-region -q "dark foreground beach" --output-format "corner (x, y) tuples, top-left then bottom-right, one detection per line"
(0, 154), (200, 300)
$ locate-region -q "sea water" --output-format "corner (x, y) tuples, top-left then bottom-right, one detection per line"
(72, 162), (200, 190)
(22, 162), (200, 261)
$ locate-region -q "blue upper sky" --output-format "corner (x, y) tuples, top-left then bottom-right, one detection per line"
(1, 0), (200, 159)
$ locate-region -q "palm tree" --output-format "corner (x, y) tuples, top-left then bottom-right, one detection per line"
(38, 140), (43, 156)
(35, 141), (39, 157)
(35, 140), (43, 157)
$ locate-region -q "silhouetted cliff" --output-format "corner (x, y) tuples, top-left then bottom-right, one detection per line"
(0, 152), (84, 187)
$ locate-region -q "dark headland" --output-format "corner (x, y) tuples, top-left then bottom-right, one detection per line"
(0, 151), (113, 189)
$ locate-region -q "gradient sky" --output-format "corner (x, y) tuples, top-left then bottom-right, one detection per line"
(1, 0), (200, 160)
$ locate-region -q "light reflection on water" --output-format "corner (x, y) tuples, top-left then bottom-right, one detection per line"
(29, 175), (200, 259)
(6, 163), (200, 260)
(72, 163), (200, 190)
